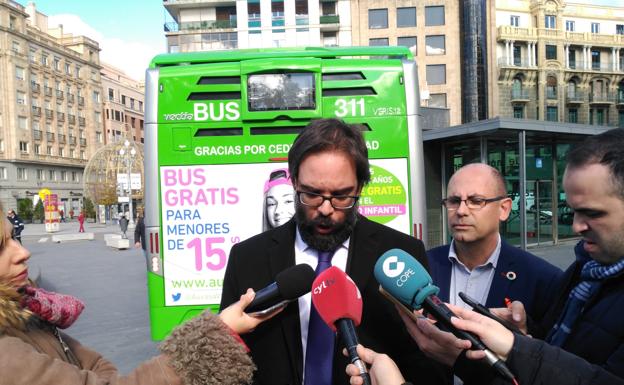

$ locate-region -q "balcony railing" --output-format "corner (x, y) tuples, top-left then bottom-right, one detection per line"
(566, 92), (585, 103)
(546, 89), (558, 99)
(511, 89), (529, 101)
(31, 106), (41, 116)
(78, 117), (86, 126)
(589, 93), (615, 103)
(498, 25), (624, 47)
(68, 114), (76, 125)
(56, 90), (64, 100)
(46, 132), (55, 142)
(69, 136), (77, 145)
(79, 138), (87, 146)
(32, 129), (42, 140)
(320, 15), (339, 24)
(44, 86), (52, 97)
(164, 19), (237, 32)
(31, 82), (40, 93)
(498, 57), (535, 68)
(67, 94), (75, 104)
(45, 109), (53, 119)
(58, 134), (66, 144)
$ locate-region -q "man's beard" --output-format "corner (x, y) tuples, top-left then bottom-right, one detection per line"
(295, 201), (359, 252)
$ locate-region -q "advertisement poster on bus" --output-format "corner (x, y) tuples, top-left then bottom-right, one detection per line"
(160, 158), (409, 306)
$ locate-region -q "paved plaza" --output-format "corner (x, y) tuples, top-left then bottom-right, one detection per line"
(21, 220), (577, 375)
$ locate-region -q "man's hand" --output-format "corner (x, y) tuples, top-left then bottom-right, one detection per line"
(397, 306), (470, 367)
(447, 304), (515, 361)
(490, 300), (528, 335)
(218, 288), (282, 335)
(344, 345), (405, 385)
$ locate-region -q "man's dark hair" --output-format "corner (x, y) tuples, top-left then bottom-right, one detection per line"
(566, 128), (624, 197)
(288, 118), (371, 187)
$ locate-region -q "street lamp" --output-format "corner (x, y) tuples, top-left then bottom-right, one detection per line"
(119, 139), (136, 226)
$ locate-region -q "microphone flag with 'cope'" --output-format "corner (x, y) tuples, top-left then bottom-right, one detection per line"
(374, 248), (439, 310)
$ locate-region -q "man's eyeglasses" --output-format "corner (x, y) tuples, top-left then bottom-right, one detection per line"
(296, 191), (359, 209)
(441, 195), (507, 211)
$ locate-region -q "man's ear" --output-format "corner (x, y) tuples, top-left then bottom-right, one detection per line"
(499, 197), (513, 221)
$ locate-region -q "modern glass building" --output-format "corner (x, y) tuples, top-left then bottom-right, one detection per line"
(424, 117), (609, 249)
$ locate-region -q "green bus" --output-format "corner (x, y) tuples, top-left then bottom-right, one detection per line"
(144, 46), (426, 340)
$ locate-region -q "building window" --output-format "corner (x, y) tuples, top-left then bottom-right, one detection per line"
(545, 15), (556, 29)
(47, 146), (52, 155)
(513, 45), (521, 65)
(34, 144), (41, 155)
(617, 24), (624, 35)
(75, 66), (81, 78)
(37, 169), (44, 180)
(17, 168), (27, 180)
(546, 106), (558, 122)
(425, 35), (446, 55)
(48, 170), (56, 181)
(121, 95), (127, 105)
(596, 109), (605, 125)
(568, 108), (578, 123)
(0, 139), (3, 152)
(545, 45), (557, 60)
(59, 147), (65, 157)
(510, 15), (519, 27)
(513, 106), (524, 118)
(397, 7), (416, 28)
(80, 150), (85, 160)
(18, 117), (27, 130)
(9, 15), (16, 30)
(70, 149), (75, 158)
(93, 91), (101, 103)
(0, 167), (6, 180)
(16, 91), (26, 105)
(15, 66), (25, 80)
(546, 76), (557, 99)
(568, 49), (576, 69)
(72, 171), (78, 182)
(368, 9), (388, 29)
(426, 64), (446, 85)
(425, 6), (445, 26)
(96, 132), (102, 143)
(592, 50), (600, 70)
(619, 110), (624, 127)
(53, 57), (61, 71)
(369, 38), (389, 46)
(397, 36), (417, 54)
(61, 171), (68, 181)
(19, 141), (28, 153)
(566, 20), (575, 32)
(12, 40), (20, 53)
(591, 22), (600, 34)
(41, 54), (48, 66)
(429, 93), (447, 108)
(108, 88), (114, 101)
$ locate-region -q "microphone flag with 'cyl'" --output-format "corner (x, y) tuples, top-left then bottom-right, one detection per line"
(311, 266), (371, 385)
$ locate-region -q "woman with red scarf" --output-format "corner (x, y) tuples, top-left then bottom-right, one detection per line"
(0, 203), (273, 385)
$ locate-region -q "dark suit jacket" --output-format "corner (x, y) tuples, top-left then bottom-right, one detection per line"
(427, 240), (563, 321)
(220, 215), (446, 385)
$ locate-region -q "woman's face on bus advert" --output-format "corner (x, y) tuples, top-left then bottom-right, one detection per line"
(266, 183), (296, 228)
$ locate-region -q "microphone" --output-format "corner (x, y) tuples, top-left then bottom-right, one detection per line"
(311, 266), (371, 385)
(245, 264), (316, 314)
(374, 249), (516, 383)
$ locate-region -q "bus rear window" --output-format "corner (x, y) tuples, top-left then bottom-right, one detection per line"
(248, 73), (315, 111)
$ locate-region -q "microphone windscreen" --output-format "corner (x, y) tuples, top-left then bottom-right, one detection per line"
(374, 248), (439, 310)
(311, 266), (362, 331)
(275, 264), (316, 300)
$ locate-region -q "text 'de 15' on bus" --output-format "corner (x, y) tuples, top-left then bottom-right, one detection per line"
(143, 46), (426, 340)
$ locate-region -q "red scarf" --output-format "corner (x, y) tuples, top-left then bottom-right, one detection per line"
(20, 286), (85, 329)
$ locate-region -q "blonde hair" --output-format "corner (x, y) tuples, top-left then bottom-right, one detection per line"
(0, 202), (8, 252)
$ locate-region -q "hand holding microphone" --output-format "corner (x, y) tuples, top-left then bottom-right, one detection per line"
(374, 249), (516, 383)
(311, 266), (372, 385)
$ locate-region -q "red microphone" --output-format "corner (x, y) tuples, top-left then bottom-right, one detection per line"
(311, 266), (371, 385)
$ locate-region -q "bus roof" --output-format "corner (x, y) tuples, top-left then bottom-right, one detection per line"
(150, 46), (413, 68)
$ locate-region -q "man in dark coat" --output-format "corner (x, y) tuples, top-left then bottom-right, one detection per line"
(7, 209), (25, 244)
(220, 119), (445, 385)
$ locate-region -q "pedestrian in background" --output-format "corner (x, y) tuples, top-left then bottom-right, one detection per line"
(77, 211), (85, 233)
(119, 214), (129, 239)
(6, 209), (24, 244)
(59, 209), (65, 223)
(134, 212), (146, 257)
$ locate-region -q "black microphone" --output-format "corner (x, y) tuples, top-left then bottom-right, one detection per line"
(374, 249), (516, 383)
(245, 264), (316, 314)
